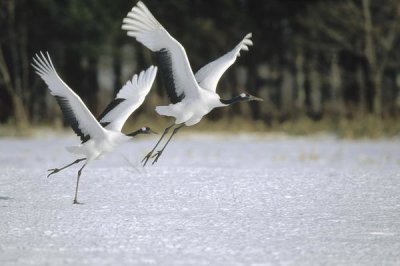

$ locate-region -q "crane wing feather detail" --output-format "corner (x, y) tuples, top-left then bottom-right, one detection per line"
(121, 1), (201, 103)
(194, 33), (253, 92)
(98, 65), (157, 132)
(156, 48), (185, 103)
(31, 52), (106, 142)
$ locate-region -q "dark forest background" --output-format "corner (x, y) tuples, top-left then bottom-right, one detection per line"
(1, 0), (400, 137)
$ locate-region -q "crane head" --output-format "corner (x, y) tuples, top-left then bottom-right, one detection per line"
(127, 127), (158, 137)
(239, 93), (263, 102)
(220, 92), (263, 105)
(140, 127), (158, 134)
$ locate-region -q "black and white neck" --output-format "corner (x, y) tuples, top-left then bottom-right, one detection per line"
(220, 92), (263, 105)
(220, 93), (248, 105)
(126, 127), (147, 137)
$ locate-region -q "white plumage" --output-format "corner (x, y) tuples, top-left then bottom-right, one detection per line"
(122, 2), (262, 165)
(123, 1), (200, 100)
(195, 33), (253, 92)
(99, 66), (158, 132)
(32, 52), (157, 203)
(32, 53), (106, 142)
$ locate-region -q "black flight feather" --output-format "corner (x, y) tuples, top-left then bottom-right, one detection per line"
(97, 98), (126, 122)
(156, 48), (185, 104)
(54, 96), (89, 143)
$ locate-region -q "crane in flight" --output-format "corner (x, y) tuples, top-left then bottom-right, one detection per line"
(122, 1), (263, 166)
(32, 52), (157, 204)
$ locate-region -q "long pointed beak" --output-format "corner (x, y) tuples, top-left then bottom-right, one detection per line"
(250, 95), (264, 102)
(149, 129), (158, 135)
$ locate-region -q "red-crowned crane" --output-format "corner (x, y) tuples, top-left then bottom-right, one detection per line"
(122, 1), (263, 166)
(32, 52), (158, 204)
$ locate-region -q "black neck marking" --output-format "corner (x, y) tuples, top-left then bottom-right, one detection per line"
(126, 129), (144, 137)
(156, 48), (185, 104)
(220, 95), (245, 105)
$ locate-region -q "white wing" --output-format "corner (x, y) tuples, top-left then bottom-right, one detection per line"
(32, 52), (106, 142)
(195, 33), (253, 92)
(98, 65), (157, 132)
(121, 1), (201, 103)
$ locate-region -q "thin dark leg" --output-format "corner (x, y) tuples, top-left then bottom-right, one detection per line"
(47, 158), (86, 178)
(73, 163), (87, 204)
(151, 124), (184, 165)
(142, 123), (175, 166)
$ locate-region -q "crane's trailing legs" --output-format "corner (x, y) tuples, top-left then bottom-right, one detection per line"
(73, 163), (87, 204)
(47, 158), (86, 178)
(151, 124), (184, 165)
(141, 123), (175, 166)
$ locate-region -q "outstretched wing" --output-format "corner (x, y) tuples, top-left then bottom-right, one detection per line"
(98, 65), (158, 132)
(195, 33), (253, 92)
(121, 1), (201, 103)
(32, 52), (106, 142)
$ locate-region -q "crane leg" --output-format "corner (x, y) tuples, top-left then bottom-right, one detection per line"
(151, 124), (184, 165)
(47, 158), (86, 178)
(142, 123), (175, 166)
(73, 162), (87, 204)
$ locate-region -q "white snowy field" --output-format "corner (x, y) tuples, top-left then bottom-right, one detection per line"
(1, 133), (400, 265)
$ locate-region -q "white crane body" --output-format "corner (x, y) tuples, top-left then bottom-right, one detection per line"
(32, 52), (157, 203)
(122, 1), (262, 165)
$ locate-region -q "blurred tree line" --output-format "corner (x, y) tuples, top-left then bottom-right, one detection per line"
(1, 0), (400, 133)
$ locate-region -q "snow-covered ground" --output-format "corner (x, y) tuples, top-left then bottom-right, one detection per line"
(1, 134), (400, 265)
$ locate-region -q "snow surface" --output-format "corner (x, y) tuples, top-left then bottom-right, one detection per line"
(1, 134), (400, 265)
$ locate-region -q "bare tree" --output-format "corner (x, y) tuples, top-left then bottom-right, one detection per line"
(0, 0), (30, 130)
(299, 0), (400, 116)
(330, 52), (344, 117)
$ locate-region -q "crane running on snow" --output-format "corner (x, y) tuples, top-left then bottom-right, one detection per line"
(32, 52), (158, 204)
